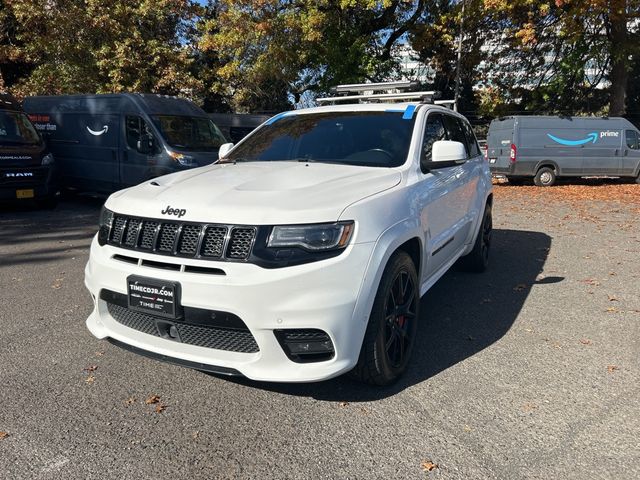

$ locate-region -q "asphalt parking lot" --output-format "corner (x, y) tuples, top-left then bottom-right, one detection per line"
(1, 183), (639, 480)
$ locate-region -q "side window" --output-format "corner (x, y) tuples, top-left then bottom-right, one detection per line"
(421, 113), (447, 172)
(125, 116), (142, 150)
(125, 115), (154, 150)
(626, 130), (639, 150)
(442, 115), (469, 158)
(462, 120), (481, 157)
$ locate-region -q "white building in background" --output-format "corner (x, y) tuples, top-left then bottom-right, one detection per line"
(392, 44), (435, 84)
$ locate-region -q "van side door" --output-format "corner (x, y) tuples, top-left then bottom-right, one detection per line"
(45, 113), (120, 192)
(581, 129), (622, 176)
(120, 115), (160, 188)
(622, 130), (640, 177)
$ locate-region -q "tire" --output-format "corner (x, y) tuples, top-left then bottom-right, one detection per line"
(35, 195), (58, 210)
(635, 172), (640, 184)
(351, 251), (419, 385)
(534, 167), (556, 186)
(457, 203), (492, 273)
(506, 176), (525, 186)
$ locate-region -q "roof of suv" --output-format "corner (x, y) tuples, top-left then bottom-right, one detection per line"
(283, 102), (461, 118)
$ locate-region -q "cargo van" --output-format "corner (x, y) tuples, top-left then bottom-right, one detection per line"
(487, 116), (640, 186)
(0, 93), (59, 208)
(23, 94), (227, 193)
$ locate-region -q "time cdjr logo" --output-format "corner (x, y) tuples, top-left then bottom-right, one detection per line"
(161, 205), (186, 218)
(130, 284), (173, 298)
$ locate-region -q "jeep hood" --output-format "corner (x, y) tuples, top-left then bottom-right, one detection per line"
(106, 161), (402, 225)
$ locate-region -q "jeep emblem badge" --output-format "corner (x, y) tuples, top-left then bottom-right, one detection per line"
(161, 205), (187, 218)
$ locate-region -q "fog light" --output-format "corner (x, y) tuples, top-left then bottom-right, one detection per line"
(274, 329), (335, 363)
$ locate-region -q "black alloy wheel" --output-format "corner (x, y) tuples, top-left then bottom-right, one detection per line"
(383, 269), (417, 369)
(457, 202), (492, 273)
(351, 251), (419, 385)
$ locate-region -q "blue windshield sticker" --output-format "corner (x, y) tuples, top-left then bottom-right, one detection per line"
(402, 105), (417, 120)
(265, 112), (291, 125)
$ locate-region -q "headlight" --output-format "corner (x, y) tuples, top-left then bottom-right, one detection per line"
(97, 206), (114, 246)
(267, 222), (354, 251)
(168, 151), (197, 167)
(41, 153), (54, 165)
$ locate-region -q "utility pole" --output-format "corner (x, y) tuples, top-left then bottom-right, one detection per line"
(454, 0), (466, 112)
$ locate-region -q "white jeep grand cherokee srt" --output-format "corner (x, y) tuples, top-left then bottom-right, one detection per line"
(85, 101), (493, 385)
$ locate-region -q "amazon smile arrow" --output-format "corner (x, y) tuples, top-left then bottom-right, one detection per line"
(547, 132), (598, 146)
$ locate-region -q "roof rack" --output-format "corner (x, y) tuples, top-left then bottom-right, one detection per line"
(316, 81), (453, 107)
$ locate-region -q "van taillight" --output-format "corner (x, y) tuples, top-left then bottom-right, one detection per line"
(510, 144), (517, 163)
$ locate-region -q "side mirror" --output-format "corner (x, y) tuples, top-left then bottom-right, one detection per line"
(137, 133), (154, 154)
(423, 140), (467, 170)
(218, 142), (234, 159)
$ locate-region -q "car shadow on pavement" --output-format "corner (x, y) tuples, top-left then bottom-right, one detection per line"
(222, 228), (560, 401)
(0, 196), (102, 266)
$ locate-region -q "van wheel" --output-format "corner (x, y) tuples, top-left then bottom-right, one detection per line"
(351, 251), (419, 385)
(457, 203), (492, 273)
(534, 167), (556, 186)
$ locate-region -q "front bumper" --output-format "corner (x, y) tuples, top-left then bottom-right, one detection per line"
(84, 236), (377, 382)
(0, 165), (59, 201)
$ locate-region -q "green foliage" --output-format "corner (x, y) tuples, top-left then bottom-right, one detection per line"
(1, 0), (639, 118)
(1, 0), (199, 97)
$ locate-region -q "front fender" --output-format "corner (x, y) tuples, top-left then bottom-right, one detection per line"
(350, 219), (423, 334)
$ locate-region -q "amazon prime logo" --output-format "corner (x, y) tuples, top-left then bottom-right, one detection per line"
(87, 125), (109, 136)
(161, 205), (186, 218)
(547, 130), (620, 147)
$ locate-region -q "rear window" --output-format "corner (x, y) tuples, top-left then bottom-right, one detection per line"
(226, 112), (416, 168)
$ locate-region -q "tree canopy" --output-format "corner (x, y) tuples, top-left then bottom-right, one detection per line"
(1, 0), (638, 120)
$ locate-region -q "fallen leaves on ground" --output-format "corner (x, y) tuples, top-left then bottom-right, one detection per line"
(493, 181), (640, 204)
(155, 404), (166, 414)
(83, 365), (98, 372)
(607, 365), (619, 373)
(124, 397), (136, 406)
(522, 402), (538, 412)
(607, 294), (619, 302)
(85, 375), (95, 384)
(579, 338), (592, 345)
(338, 401), (349, 408)
(421, 460), (438, 472)
(145, 395), (161, 405)
(0, 432), (8, 440)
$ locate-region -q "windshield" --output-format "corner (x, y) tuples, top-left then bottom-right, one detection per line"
(226, 111), (416, 167)
(0, 111), (41, 146)
(151, 115), (227, 151)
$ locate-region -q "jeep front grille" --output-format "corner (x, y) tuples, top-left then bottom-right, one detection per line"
(106, 214), (256, 261)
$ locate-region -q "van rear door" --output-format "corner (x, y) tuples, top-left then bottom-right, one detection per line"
(487, 118), (515, 174)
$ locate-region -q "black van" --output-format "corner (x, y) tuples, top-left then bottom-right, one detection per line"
(1, 93), (59, 208)
(487, 116), (640, 186)
(23, 94), (227, 193)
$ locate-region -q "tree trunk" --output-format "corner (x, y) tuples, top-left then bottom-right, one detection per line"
(608, 0), (629, 116)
